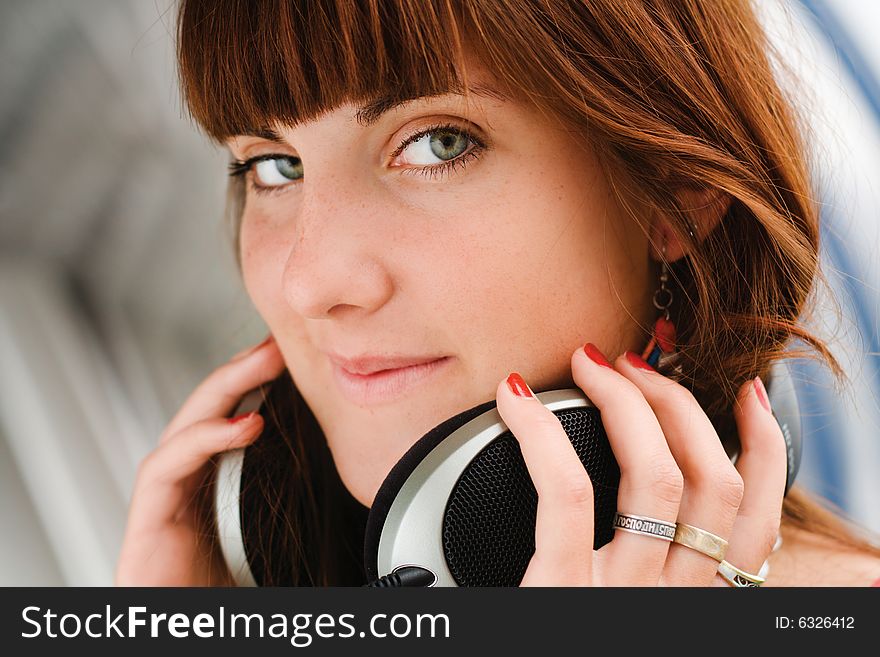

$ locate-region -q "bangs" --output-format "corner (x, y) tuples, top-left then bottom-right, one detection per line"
(176, 0), (494, 142)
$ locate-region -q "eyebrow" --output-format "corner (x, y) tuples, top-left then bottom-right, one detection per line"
(242, 83), (507, 143)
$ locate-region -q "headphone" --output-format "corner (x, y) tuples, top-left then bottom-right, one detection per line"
(214, 359), (802, 587)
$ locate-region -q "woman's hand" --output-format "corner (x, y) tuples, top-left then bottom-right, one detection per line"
(114, 334), (286, 586)
(496, 343), (787, 586)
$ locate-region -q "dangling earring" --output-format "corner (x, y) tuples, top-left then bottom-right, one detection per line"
(641, 244), (678, 369)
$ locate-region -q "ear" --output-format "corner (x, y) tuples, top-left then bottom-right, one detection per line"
(649, 188), (731, 262)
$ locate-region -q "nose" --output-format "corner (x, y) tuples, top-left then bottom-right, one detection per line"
(281, 181), (395, 319)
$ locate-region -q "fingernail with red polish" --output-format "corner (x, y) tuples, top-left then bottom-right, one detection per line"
(507, 372), (535, 398)
(228, 411), (257, 424)
(753, 376), (771, 413)
(625, 351), (655, 372)
(583, 343), (613, 369)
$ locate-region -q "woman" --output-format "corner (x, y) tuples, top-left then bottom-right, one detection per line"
(116, 0), (880, 586)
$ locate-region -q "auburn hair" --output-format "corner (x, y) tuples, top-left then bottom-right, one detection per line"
(177, 0), (880, 585)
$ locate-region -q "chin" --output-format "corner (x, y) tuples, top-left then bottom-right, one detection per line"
(322, 428), (402, 509)
(339, 468), (385, 509)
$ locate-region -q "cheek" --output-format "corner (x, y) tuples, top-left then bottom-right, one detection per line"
(239, 209), (290, 325)
(436, 150), (646, 369)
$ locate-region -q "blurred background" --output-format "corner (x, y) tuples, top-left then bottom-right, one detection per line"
(1, 0), (879, 585)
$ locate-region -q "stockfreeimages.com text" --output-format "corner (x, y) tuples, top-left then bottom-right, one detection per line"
(21, 605), (450, 646)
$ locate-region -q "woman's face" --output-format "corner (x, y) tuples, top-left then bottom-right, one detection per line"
(228, 67), (655, 508)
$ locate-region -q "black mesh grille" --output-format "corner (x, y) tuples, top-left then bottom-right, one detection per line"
(442, 406), (619, 586)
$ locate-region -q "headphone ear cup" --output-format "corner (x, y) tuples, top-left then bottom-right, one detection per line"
(763, 360), (803, 496)
(365, 390), (620, 586)
(214, 387), (266, 587)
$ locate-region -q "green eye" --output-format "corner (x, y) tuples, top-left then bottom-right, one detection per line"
(404, 128), (470, 164)
(428, 130), (469, 160)
(254, 156), (302, 185)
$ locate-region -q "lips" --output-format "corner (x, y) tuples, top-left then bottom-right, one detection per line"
(327, 353), (452, 405)
(326, 352), (449, 376)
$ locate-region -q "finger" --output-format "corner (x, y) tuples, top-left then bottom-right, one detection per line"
(496, 372), (593, 586)
(160, 337), (285, 443)
(229, 333), (274, 361)
(717, 376), (787, 583)
(573, 344), (682, 586)
(131, 413), (264, 530)
(615, 351), (743, 586)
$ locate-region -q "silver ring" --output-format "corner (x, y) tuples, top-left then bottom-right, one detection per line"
(717, 559), (766, 587)
(613, 512), (676, 541)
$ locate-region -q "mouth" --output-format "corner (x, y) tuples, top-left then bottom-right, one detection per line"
(329, 356), (453, 406)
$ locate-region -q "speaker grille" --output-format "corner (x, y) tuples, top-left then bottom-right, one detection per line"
(442, 406), (620, 586)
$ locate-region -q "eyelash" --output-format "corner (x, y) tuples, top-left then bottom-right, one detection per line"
(227, 122), (486, 196)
